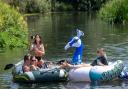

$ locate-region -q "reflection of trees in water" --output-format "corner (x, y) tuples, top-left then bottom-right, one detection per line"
(26, 15), (41, 36)
(1, 75), (126, 89)
(66, 80), (124, 89)
(17, 82), (67, 89)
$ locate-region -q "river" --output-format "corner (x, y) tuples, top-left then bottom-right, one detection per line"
(1, 12), (128, 89)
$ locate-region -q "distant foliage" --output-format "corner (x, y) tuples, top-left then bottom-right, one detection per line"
(0, 1), (28, 48)
(53, 2), (73, 11)
(5, 0), (107, 13)
(36, 0), (51, 13)
(9, 0), (51, 13)
(55, 0), (107, 11)
(99, 0), (128, 24)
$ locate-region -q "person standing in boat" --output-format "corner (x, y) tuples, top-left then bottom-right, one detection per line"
(30, 34), (45, 68)
(64, 29), (84, 65)
(91, 48), (108, 66)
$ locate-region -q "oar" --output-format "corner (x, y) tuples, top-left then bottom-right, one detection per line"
(4, 60), (23, 70)
(4, 59), (66, 70)
(4, 64), (14, 70)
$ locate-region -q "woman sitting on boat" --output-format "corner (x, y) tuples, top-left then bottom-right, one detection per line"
(30, 34), (45, 68)
(30, 56), (39, 71)
(23, 54), (31, 72)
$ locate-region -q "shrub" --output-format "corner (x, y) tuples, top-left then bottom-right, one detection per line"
(5, 0), (107, 12)
(9, 0), (51, 13)
(55, 0), (107, 11)
(54, 2), (73, 11)
(99, 0), (128, 24)
(0, 1), (28, 48)
(36, 0), (51, 13)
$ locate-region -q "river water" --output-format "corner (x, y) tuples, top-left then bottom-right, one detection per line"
(1, 12), (128, 89)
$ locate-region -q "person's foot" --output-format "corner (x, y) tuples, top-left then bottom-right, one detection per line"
(66, 63), (72, 67)
(59, 61), (68, 68)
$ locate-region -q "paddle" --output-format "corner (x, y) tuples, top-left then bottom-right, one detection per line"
(4, 59), (66, 71)
(4, 64), (14, 70)
(4, 60), (23, 70)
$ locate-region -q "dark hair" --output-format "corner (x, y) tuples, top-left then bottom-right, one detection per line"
(97, 48), (105, 53)
(31, 35), (35, 40)
(97, 50), (100, 53)
(33, 34), (42, 45)
(35, 56), (41, 61)
(30, 55), (34, 61)
(24, 55), (30, 62)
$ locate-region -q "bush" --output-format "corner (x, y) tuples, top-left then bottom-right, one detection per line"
(55, 0), (107, 11)
(54, 2), (73, 11)
(77, 0), (107, 11)
(5, 0), (107, 12)
(99, 0), (128, 24)
(0, 1), (28, 48)
(36, 0), (51, 13)
(10, 0), (51, 13)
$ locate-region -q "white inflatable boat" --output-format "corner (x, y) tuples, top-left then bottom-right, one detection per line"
(68, 60), (124, 82)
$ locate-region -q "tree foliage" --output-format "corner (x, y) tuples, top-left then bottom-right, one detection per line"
(7, 0), (51, 13)
(5, 0), (107, 13)
(55, 0), (107, 11)
(99, 0), (128, 24)
(0, 1), (28, 48)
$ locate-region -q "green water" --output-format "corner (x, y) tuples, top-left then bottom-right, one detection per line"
(1, 12), (128, 89)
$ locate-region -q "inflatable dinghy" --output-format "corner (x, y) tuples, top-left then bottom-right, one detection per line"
(68, 60), (124, 82)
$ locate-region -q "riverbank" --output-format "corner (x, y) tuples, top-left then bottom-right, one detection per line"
(0, 1), (28, 49)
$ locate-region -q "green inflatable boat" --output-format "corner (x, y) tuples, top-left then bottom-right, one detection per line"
(12, 61), (68, 83)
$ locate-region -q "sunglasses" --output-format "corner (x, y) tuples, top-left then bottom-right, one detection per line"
(32, 60), (36, 61)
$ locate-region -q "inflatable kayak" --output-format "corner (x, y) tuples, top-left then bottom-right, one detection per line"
(68, 60), (124, 82)
(119, 66), (128, 80)
(12, 61), (68, 83)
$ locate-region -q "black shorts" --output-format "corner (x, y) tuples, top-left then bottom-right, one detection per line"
(90, 60), (97, 66)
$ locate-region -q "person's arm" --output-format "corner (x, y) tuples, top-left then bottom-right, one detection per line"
(33, 44), (45, 56)
(23, 66), (30, 72)
(39, 44), (45, 55)
(30, 44), (34, 52)
(30, 65), (39, 70)
(97, 59), (105, 66)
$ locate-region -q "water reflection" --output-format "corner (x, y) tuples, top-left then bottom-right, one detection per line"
(1, 81), (127, 89)
(1, 69), (128, 89)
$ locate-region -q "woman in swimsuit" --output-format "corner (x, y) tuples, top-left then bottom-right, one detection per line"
(30, 34), (45, 68)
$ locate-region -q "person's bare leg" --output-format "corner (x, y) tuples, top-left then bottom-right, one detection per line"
(73, 63), (90, 68)
(60, 61), (91, 68)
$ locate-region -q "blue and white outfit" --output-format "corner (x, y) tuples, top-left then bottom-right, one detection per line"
(64, 29), (84, 65)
